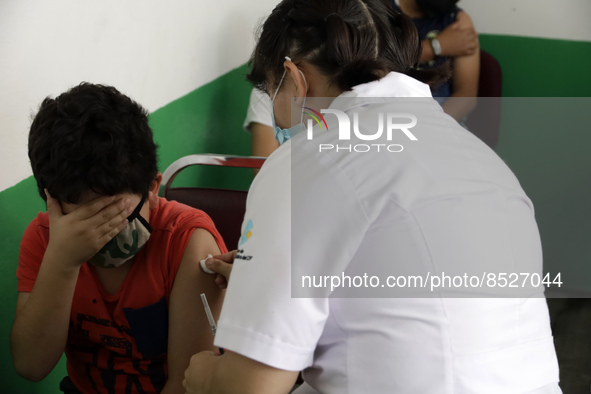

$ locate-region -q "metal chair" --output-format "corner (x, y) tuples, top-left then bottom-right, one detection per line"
(161, 154), (265, 249)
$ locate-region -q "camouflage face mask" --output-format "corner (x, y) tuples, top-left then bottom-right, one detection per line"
(87, 193), (153, 269)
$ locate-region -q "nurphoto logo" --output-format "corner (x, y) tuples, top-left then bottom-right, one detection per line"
(306, 108), (418, 153)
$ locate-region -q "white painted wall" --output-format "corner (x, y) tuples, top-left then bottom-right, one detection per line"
(2, 0), (590, 192)
(0, 0), (277, 192)
(460, 0), (591, 42)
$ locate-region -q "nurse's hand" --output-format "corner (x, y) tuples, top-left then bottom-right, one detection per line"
(183, 350), (217, 394)
(205, 250), (236, 289)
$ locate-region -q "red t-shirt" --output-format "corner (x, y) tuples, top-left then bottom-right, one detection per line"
(17, 198), (227, 393)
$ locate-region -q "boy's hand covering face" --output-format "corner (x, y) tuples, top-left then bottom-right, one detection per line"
(45, 190), (134, 269)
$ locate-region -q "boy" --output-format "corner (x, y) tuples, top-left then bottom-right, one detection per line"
(394, 0), (480, 122)
(11, 83), (226, 393)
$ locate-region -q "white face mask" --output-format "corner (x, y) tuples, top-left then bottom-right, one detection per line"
(87, 194), (152, 268)
(270, 56), (308, 145)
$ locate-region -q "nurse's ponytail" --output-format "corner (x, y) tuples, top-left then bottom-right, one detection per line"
(247, 0), (447, 93)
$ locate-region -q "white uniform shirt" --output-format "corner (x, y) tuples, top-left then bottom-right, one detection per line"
(216, 72), (560, 393)
(243, 88), (272, 132)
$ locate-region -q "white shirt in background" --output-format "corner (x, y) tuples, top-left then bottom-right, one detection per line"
(243, 88), (272, 132)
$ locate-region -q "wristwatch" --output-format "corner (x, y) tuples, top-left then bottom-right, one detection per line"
(429, 36), (442, 57)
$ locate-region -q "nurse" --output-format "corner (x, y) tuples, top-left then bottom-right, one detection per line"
(183, 0), (561, 393)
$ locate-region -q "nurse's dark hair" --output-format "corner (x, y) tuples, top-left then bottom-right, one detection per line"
(28, 82), (158, 204)
(416, 0), (460, 18)
(247, 0), (447, 92)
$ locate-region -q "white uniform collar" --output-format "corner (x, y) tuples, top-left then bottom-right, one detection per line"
(328, 71), (432, 112)
(341, 71), (431, 99)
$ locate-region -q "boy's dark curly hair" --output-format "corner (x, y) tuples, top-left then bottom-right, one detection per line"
(28, 82), (158, 204)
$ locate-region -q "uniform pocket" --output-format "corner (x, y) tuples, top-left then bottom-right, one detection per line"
(123, 297), (168, 358)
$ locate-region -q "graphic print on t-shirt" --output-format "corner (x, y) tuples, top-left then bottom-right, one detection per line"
(68, 299), (168, 393)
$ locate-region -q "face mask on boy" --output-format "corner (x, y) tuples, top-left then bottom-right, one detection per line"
(270, 56), (308, 145)
(87, 193), (152, 268)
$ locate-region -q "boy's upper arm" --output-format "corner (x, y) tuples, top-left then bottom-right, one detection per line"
(14, 292), (31, 318)
(455, 10), (473, 28)
(452, 51), (480, 97)
(452, 11), (480, 97)
(15, 220), (43, 318)
(165, 228), (224, 393)
(17, 218), (48, 293)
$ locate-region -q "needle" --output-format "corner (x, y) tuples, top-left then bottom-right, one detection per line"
(200, 293), (225, 355)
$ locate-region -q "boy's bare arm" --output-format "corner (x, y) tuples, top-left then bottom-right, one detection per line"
(442, 12), (480, 122)
(183, 350), (299, 394)
(11, 194), (132, 381)
(251, 122), (279, 176)
(163, 228), (224, 394)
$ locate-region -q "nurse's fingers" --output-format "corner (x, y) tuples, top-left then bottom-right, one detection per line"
(205, 257), (233, 281)
(214, 274), (228, 289)
(213, 249), (237, 264)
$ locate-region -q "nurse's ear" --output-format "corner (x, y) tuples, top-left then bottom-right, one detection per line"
(283, 59), (308, 98)
(148, 172), (162, 209)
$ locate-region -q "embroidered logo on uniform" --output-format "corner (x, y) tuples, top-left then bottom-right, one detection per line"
(238, 219), (254, 246)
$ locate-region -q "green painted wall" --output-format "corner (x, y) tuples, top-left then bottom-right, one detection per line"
(1, 36), (590, 392)
(479, 35), (591, 97)
(479, 35), (591, 293)
(494, 98), (591, 293)
(150, 64), (255, 191)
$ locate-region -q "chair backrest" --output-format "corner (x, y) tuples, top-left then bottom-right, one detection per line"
(477, 50), (503, 98)
(161, 154), (265, 249)
(465, 50), (503, 148)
